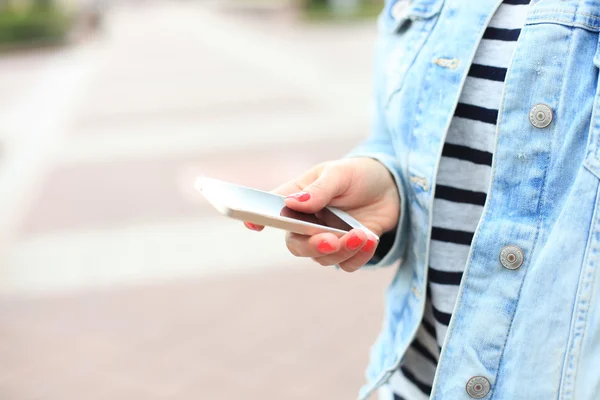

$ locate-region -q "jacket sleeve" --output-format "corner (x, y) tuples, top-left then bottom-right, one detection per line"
(344, 27), (408, 269)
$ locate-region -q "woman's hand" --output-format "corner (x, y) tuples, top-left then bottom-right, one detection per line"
(244, 158), (400, 272)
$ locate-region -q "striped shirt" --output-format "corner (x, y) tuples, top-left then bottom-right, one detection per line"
(385, 1), (530, 399)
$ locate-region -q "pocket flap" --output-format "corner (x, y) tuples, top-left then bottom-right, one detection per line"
(382, 0), (444, 32)
(404, 0), (444, 20)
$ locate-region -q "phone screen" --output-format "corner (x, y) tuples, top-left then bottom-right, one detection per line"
(279, 206), (353, 231)
(203, 178), (354, 232)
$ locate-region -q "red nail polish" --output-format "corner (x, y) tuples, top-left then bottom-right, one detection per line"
(318, 240), (336, 254)
(362, 239), (376, 253)
(346, 234), (364, 250)
(244, 222), (258, 231)
(286, 192), (311, 202)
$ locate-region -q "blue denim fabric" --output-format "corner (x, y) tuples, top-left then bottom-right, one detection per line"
(348, 0), (600, 398)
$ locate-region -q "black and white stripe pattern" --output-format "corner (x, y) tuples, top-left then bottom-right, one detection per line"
(384, 1), (530, 399)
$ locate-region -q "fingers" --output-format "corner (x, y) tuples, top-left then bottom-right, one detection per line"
(246, 164), (345, 233)
(243, 167), (320, 233)
(314, 229), (368, 266)
(284, 166), (348, 214)
(245, 161), (353, 233)
(285, 232), (341, 258)
(338, 236), (378, 272)
(271, 180), (305, 197)
(243, 221), (264, 232)
(285, 229), (378, 272)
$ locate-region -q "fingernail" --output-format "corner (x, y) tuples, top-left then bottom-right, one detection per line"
(244, 222), (259, 231)
(286, 192), (311, 202)
(318, 240), (336, 254)
(362, 239), (376, 253)
(346, 233), (364, 251)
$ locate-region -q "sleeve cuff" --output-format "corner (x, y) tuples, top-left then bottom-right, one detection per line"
(344, 151), (408, 269)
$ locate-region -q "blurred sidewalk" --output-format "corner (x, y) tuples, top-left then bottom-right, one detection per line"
(0, 2), (392, 399)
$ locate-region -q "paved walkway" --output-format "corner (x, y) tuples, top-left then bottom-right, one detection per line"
(0, 2), (392, 399)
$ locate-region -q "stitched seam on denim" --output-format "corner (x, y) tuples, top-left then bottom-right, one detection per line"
(584, 31), (600, 178)
(362, 5), (447, 400)
(359, 104), (430, 395)
(557, 184), (600, 400)
(384, 18), (438, 108)
(404, 18), (435, 195)
(564, 186), (600, 398)
(366, 154), (408, 269)
(489, 129), (549, 398)
(529, 9), (600, 21)
(594, 46), (600, 172)
(561, 18), (599, 385)
(410, 0), (444, 17)
(558, 7), (582, 398)
(585, 32), (600, 179)
(585, 66), (600, 179)
(428, 0), (505, 398)
(596, 101), (600, 170)
(488, 15), (572, 399)
(410, 8), (438, 19)
(361, 30), (439, 399)
(526, 17), (600, 31)
(414, 36), (436, 291)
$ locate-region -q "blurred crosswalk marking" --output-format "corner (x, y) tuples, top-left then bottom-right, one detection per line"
(0, 45), (102, 249)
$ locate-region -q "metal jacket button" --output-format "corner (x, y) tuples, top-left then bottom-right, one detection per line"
(500, 245), (524, 270)
(529, 103), (553, 128)
(466, 376), (491, 398)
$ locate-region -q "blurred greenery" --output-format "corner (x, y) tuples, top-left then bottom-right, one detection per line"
(304, 0), (383, 21)
(0, 3), (73, 45)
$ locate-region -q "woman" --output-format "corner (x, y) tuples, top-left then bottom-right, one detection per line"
(246, 0), (600, 398)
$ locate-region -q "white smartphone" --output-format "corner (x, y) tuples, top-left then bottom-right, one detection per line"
(195, 176), (378, 239)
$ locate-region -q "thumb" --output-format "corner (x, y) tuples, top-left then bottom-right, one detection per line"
(284, 167), (347, 213)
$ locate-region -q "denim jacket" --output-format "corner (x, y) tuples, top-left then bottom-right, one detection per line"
(348, 0), (600, 398)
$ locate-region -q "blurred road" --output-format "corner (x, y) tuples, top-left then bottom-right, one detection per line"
(0, 2), (393, 399)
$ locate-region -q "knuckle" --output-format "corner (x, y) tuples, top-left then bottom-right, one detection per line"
(309, 180), (329, 195)
(326, 160), (345, 172)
